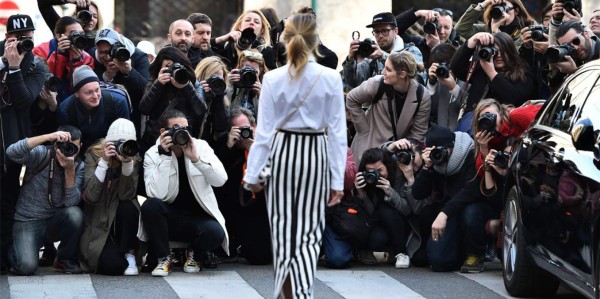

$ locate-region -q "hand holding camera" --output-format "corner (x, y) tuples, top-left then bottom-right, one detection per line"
(4, 37), (26, 67)
(415, 9), (439, 23)
(110, 58), (133, 76)
(421, 148), (434, 168)
(376, 177), (393, 197)
(227, 126), (241, 149)
(354, 172), (366, 190)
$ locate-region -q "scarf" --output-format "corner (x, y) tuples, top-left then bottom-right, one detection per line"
(433, 131), (474, 176)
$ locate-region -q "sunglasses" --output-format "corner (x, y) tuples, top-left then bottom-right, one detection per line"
(569, 35), (582, 46)
(433, 8), (454, 18)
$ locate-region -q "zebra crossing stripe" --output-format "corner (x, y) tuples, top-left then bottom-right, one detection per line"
(316, 270), (425, 299)
(163, 271), (263, 299)
(8, 274), (97, 299)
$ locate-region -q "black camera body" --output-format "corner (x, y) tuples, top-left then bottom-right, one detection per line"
(430, 146), (449, 165)
(363, 169), (380, 185)
(529, 25), (548, 42)
(357, 39), (375, 58)
(16, 36), (34, 54)
(435, 63), (450, 78)
(547, 44), (577, 63)
(69, 30), (88, 50)
(77, 9), (93, 24)
(393, 149), (414, 165)
(237, 28), (257, 50)
(206, 74), (226, 95)
(168, 124), (191, 146)
(113, 139), (139, 157)
(239, 126), (253, 139)
(235, 66), (257, 89)
(478, 46), (498, 61)
(56, 142), (78, 157)
(166, 63), (190, 85)
(555, 0), (582, 19)
(490, 4), (511, 20)
(109, 42), (130, 62)
(493, 151), (510, 169)
(44, 74), (62, 93)
(478, 112), (497, 133)
(424, 20), (440, 35)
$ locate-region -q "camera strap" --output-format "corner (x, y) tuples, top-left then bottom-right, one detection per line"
(46, 149), (57, 207)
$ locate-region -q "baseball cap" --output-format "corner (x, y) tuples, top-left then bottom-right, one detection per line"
(96, 28), (121, 45)
(6, 14), (35, 33)
(366, 12), (397, 28)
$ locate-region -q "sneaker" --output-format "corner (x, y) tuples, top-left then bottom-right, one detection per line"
(53, 258), (83, 274)
(357, 250), (378, 265)
(484, 244), (497, 262)
(461, 255), (485, 273)
(124, 253), (139, 276)
(151, 256), (172, 277)
(394, 253), (410, 269)
(183, 249), (200, 273)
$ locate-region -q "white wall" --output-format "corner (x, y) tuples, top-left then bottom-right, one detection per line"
(0, 0), (114, 45)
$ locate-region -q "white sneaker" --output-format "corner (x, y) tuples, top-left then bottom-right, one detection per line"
(395, 253), (410, 269)
(123, 253), (138, 276)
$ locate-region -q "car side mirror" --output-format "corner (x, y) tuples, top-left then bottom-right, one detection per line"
(571, 117), (600, 160)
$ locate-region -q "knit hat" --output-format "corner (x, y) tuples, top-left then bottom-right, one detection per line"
(136, 40), (156, 57)
(106, 118), (136, 142)
(424, 124), (455, 148)
(6, 14), (35, 33)
(72, 65), (99, 91)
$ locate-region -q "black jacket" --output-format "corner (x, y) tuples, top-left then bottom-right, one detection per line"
(91, 47), (150, 138)
(450, 44), (535, 112)
(412, 149), (479, 219)
(0, 42), (46, 167)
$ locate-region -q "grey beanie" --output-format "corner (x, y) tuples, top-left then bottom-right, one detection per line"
(72, 65), (99, 91)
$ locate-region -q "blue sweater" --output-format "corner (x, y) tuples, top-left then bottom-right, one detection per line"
(6, 139), (84, 221)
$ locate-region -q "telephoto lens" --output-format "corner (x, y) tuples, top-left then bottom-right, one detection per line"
(77, 10), (93, 24)
(478, 46), (498, 61)
(493, 151), (510, 169)
(357, 39), (375, 58)
(206, 74), (226, 95)
(110, 42), (131, 62)
(235, 66), (258, 88)
(430, 146), (449, 165)
(394, 149), (413, 165)
(435, 63), (450, 78)
(477, 112), (497, 133)
(56, 142), (79, 157)
(423, 20), (440, 35)
(237, 28), (257, 50)
(16, 36), (34, 54)
(45, 75), (62, 93)
(166, 63), (190, 85)
(546, 44), (577, 63)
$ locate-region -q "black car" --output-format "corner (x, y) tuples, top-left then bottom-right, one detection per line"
(503, 60), (600, 298)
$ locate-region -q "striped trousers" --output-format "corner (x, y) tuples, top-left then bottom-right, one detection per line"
(266, 129), (329, 299)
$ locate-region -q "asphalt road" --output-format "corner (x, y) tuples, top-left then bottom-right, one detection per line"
(0, 258), (586, 299)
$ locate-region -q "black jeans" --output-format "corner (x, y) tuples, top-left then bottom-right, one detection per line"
(97, 200), (140, 275)
(1, 164), (21, 271)
(141, 198), (225, 268)
(368, 203), (408, 256)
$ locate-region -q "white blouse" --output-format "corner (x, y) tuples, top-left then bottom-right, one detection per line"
(243, 57), (347, 190)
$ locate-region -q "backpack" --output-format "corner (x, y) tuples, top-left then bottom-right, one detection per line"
(66, 84), (131, 125)
(327, 197), (372, 247)
(98, 81), (133, 114)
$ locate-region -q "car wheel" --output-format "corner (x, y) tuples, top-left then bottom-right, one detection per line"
(503, 186), (559, 297)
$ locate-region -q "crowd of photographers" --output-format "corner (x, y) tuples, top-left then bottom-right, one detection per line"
(0, 0), (593, 278)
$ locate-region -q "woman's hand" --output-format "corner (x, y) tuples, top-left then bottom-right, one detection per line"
(252, 81), (262, 96)
(228, 69), (241, 85)
(354, 172), (366, 189)
(376, 177), (393, 197)
(475, 130), (494, 149)
(102, 141), (116, 162)
(387, 138), (412, 152)
(422, 147), (434, 168)
(479, 56), (497, 80)
(467, 32), (494, 49)
(157, 67), (171, 85)
(431, 212), (448, 241)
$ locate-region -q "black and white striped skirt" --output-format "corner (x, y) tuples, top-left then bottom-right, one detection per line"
(266, 129), (329, 299)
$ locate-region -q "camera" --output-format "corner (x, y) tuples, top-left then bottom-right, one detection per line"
(113, 139), (139, 157)
(235, 66), (257, 89)
(490, 4), (511, 20)
(493, 151), (510, 169)
(478, 46), (498, 61)
(393, 149), (413, 165)
(69, 30), (88, 50)
(109, 42), (130, 62)
(237, 28), (257, 50)
(555, 0), (582, 19)
(363, 169), (380, 186)
(435, 63), (450, 78)
(56, 142), (78, 157)
(44, 74), (62, 93)
(165, 63), (190, 85)
(357, 39), (375, 58)
(478, 112), (497, 133)
(77, 9), (93, 24)
(430, 146), (449, 165)
(16, 36), (34, 54)
(423, 20), (440, 35)
(546, 44), (577, 63)
(206, 74), (226, 95)
(529, 25), (548, 42)
(167, 124), (190, 146)
(239, 126), (253, 139)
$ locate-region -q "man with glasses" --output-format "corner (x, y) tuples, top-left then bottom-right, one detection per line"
(552, 21), (600, 75)
(0, 14), (46, 273)
(395, 8), (460, 68)
(343, 12), (424, 88)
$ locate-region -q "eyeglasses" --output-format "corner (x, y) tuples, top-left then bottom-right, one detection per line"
(569, 34), (583, 46)
(433, 8), (454, 18)
(372, 28), (393, 37)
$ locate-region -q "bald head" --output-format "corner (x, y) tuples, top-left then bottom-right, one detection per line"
(168, 19), (194, 53)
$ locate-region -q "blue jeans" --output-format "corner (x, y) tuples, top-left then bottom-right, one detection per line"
(322, 226), (353, 268)
(9, 206), (84, 275)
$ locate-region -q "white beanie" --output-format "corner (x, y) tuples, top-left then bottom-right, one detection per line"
(106, 118), (136, 142)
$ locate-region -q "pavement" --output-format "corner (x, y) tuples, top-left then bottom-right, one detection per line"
(0, 257), (585, 299)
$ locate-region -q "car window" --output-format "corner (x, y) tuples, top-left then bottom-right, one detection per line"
(543, 71), (598, 134)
